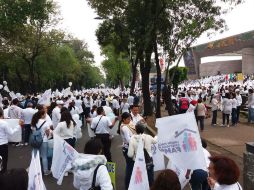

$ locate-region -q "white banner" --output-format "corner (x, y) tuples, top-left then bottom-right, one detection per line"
(156, 112), (206, 171)
(4, 119), (21, 142)
(38, 89), (51, 106)
(51, 135), (79, 185)
(128, 138), (149, 190)
(28, 150), (46, 190)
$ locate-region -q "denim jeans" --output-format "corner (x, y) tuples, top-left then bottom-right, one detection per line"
(222, 113), (230, 125)
(211, 110), (217, 125)
(23, 124), (31, 143)
(122, 147), (134, 190)
(248, 108), (254, 122)
(40, 142), (49, 172)
(197, 116), (205, 131)
(231, 108), (237, 125)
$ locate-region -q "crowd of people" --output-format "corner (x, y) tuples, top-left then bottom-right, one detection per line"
(0, 73), (248, 190)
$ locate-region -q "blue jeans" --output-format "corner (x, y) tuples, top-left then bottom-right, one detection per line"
(248, 108), (254, 122)
(231, 108), (237, 125)
(122, 147), (134, 190)
(40, 142), (49, 172)
(190, 169), (209, 190)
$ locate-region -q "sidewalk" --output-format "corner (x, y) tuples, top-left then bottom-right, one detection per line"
(201, 113), (254, 158)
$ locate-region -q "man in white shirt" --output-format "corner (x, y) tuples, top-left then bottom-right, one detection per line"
(0, 108), (20, 173)
(91, 107), (116, 162)
(127, 95), (134, 106)
(8, 98), (22, 119)
(21, 102), (37, 145)
(112, 96), (120, 116)
(52, 100), (64, 129)
(130, 105), (144, 126)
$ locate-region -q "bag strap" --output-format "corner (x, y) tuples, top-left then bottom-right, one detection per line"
(91, 164), (103, 188)
(36, 121), (46, 131)
(93, 116), (103, 133)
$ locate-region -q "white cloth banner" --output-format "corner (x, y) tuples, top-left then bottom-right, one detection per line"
(4, 119), (21, 142)
(28, 150), (47, 190)
(38, 89), (51, 106)
(51, 135), (79, 185)
(156, 112), (206, 171)
(128, 138), (149, 190)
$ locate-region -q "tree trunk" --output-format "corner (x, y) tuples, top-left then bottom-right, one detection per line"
(130, 52), (140, 95)
(140, 50), (152, 116)
(154, 39), (161, 118)
(164, 84), (174, 115)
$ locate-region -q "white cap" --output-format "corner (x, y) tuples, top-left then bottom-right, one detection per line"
(56, 100), (64, 105)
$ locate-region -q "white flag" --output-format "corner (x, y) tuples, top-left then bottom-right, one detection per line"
(38, 89), (51, 106)
(28, 150), (46, 190)
(51, 135), (79, 185)
(128, 138), (149, 190)
(156, 112), (206, 170)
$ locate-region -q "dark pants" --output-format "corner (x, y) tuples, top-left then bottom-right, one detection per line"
(122, 147), (134, 190)
(211, 110), (217, 125)
(0, 144), (8, 174)
(23, 124), (31, 143)
(222, 113), (230, 125)
(190, 169), (209, 190)
(147, 163), (154, 187)
(84, 107), (91, 118)
(64, 137), (76, 148)
(96, 134), (112, 162)
(197, 116), (205, 131)
(236, 106), (241, 123)
(231, 108), (237, 125)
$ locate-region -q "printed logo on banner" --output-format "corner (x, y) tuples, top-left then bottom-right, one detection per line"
(158, 128), (198, 154)
(135, 167), (143, 184)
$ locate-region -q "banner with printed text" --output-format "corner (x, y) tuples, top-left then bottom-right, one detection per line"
(155, 112), (206, 170)
(51, 135), (79, 185)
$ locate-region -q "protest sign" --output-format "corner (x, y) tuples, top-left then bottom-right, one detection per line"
(51, 135), (79, 185)
(128, 138), (149, 190)
(4, 119), (21, 142)
(28, 150), (46, 190)
(106, 162), (116, 188)
(38, 89), (51, 106)
(156, 112), (206, 171)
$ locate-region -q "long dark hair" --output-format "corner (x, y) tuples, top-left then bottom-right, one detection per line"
(31, 110), (46, 126)
(60, 111), (76, 128)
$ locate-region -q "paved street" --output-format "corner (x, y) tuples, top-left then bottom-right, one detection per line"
(7, 112), (253, 189)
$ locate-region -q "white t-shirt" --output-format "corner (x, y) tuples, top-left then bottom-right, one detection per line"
(91, 115), (112, 134)
(21, 107), (37, 124)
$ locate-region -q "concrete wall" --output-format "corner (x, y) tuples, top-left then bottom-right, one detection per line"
(242, 48), (254, 75)
(199, 60), (242, 77)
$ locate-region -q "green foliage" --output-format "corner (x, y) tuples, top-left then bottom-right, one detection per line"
(101, 45), (130, 88)
(0, 1), (104, 93)
(169, 66), (188, 91)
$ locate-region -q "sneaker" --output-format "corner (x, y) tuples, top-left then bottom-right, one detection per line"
(227, 125), (230, 128)
(212, 124), (217, 126)
(44, 170), (51, 176)
(64, 172), (68, 176)
(220, 124), (225, 127)
(24, 143), (29, 146)
(16, 143), (24, 147)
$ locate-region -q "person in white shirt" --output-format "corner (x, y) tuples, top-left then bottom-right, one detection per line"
(119, 112), (136, 189)
(127, 95), (134, 106)
(211, 94), (219, 126)
(112, 96), (120, 116)
(130, 105), (144, 126)
(8, 98), (22, 119)
(120, 98), (130, 114)
(52, 100), (64, 129)
(221, 93), (232, 127)
(207, 156), (242, 190)
(72, 139), (113, 190)
(54, 110), (77, 148)
(0, 108), (20, 173)
(90, 107), (116, 162)
(21, 102), (37, 145)
(128, 122), (157, 186)
(31, 109), (51, 175)
(235, 89), (242, 124)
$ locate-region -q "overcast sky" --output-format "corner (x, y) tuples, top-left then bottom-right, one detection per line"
(55, 0), (254, 65)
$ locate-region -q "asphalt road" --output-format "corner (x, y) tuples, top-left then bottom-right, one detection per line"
(8, 125), (126, 190)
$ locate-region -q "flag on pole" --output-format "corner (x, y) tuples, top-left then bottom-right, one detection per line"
(38, 89), (51, 106)
(28, 150), (46, 190)
(128, 138), (149, 190)
(51, 135), (79, 185)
